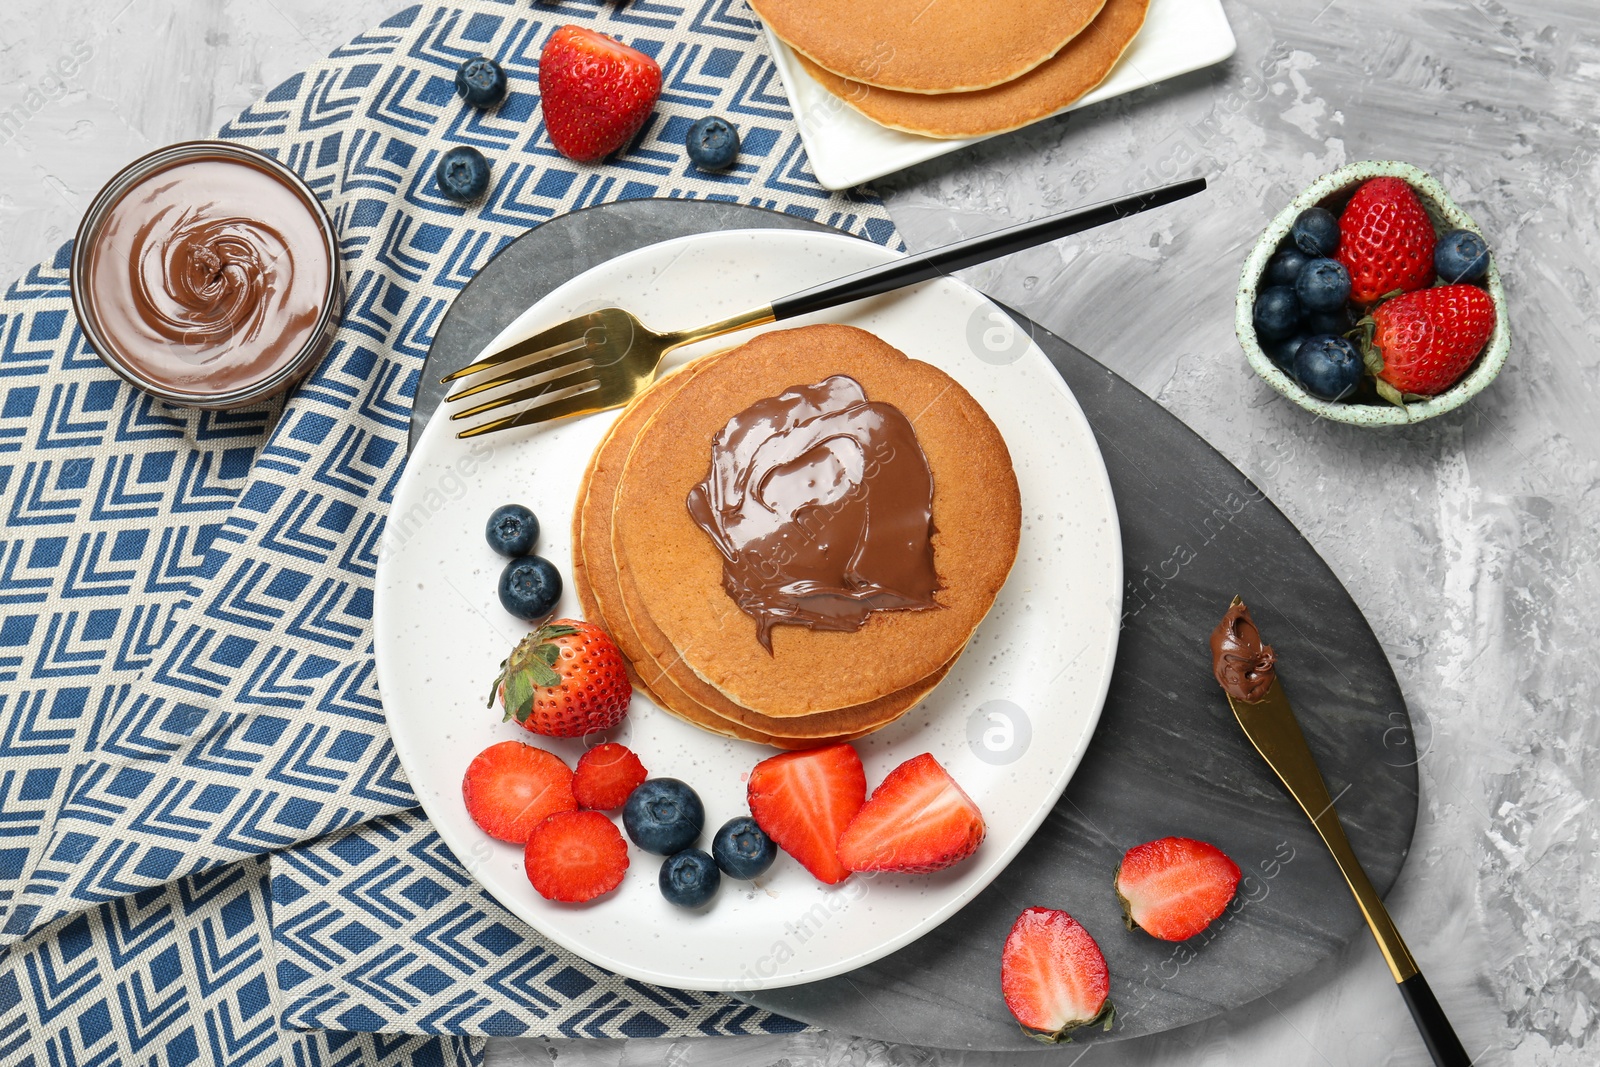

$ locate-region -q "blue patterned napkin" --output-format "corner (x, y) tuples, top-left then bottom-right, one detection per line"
(0, 0), (897, 1055)
(271, 813), (812, 1038)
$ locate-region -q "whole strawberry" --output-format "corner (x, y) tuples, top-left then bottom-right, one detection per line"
(1365, 284), (1496, 399)
(490, 620), (632, 737)
(539, 25), (661, 163)
(1336, 177), (1436, 304)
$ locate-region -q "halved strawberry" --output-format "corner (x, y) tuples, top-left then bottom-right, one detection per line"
(1114, 836), (1241, 942)
(461, 740), (576, 844)
(572, 743), (648, 810)
(747, 743), (866, 885)
(1001, 907), (1114, 1042)
(524, 809), (629, 903)
(837, 753), (985, 874)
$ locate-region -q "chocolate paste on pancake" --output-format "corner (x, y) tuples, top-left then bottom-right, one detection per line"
(84, 152), (332, 394)
(687, 374), (940, 652)
(1210, 600), (1276, 702)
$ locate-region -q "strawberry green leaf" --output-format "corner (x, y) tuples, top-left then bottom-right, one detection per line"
(536, 623), (579, 642)
(1374, 379), (1407, 407)
(1018, 1000), (1116, 1045)
(536, 643), (560, 668)
(526, 657), (562, 688)
(502, 671), (536, 723)
(486, 657), (511, 708)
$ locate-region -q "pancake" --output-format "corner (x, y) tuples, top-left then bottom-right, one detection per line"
(571, 361), (785, 746)
(750, 0), (1107, 93)
(612, 325), (1020, 717)
(795, 0), (1149, 139)
(574, 352), (950, 744)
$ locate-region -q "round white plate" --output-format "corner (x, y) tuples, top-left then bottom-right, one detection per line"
(376, 229), (1122, 992)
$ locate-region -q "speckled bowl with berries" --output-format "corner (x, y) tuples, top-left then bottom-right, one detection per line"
(1235, 160), (1511, 426)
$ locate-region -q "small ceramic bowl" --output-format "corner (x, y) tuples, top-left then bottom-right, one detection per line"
(1235, 160), (1510, 426)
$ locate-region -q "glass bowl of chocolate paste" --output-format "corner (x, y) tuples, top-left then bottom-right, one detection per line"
(70, 141), (342, 408)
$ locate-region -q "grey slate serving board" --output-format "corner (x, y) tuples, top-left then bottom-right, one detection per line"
(409, 199), (1419, 1051)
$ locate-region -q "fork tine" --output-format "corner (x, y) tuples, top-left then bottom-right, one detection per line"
(448, 366), (602, 422)
(454, 385), (613, 439)
(443, 342), (593, 403)
(438, 314), (598, 384)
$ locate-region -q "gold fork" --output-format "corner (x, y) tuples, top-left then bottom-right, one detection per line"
(439, 178), (1206, 438)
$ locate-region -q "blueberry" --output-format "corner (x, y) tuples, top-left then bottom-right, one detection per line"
(1435, 229), (1490, 284)
(436, 146), (492, 201)
(455, 56), (508, 108)
(1252, 286), (1301, 342)
(685, 116), (740, 171)
(1294, 257), (1351, 312)
(1264, 334), (1308, 370)
(623, 779), (704, 855)
(1303, 306), (1353, 336)
(485, 504), (539, 557)
(498, 555), (561, 621)
(1293, 335), (1362, 401)
(711, 816), (776, 880)
(660, 848), (721, 909)
(1264, 247), (1310, 288)
(1290, 207), (1340, 257)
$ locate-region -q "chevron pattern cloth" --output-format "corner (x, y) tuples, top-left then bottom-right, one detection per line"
(0, 0), (897, 1056)
(2, 856), (486, 1065)
(271, 813), (815, 1037)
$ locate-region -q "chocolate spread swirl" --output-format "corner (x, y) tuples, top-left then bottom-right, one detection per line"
(687, 375), (940, 652)
(85, 154), (331, 394)
(133, 210), (288, 350)
(1210, 600), (1277, 702)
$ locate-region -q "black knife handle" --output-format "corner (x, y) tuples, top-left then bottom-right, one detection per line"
(1398, 973), (1471, 1067)
(767, 177), (1207, 322)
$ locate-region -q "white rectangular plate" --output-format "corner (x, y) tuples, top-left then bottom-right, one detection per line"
(764, 0), (1237, 190)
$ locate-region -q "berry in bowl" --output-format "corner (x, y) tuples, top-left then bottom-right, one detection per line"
(1235, 161), (1510, 426)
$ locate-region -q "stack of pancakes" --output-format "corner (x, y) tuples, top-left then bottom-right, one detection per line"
(752, 0), (1150, 138)
(572, 324), (1022, 748)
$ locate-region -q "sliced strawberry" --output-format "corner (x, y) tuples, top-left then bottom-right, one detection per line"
(747, 743), (866, 885)
(572, 743), (648, 810)
(1114, 836), (1241, 942)
(837, 753), (985, 874)
(1001, 907), (1114, 1042)
(461, 740), (576, 844)
(524, 809), (629, 903)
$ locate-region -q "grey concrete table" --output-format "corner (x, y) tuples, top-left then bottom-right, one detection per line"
(5, 2), (1595, 1065)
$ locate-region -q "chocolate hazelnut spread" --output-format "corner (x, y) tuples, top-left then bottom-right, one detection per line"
(81, 151), (333, 396)
(1210, 600), (1277, 702)
(686, 374), (941, 652)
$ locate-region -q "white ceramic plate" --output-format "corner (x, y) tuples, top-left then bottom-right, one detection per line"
(376, 229), (1122, 991)
(764, 0), (1237, 190)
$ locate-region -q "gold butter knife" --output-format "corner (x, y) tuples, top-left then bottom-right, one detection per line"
(1217, 597), (1470, 1067)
